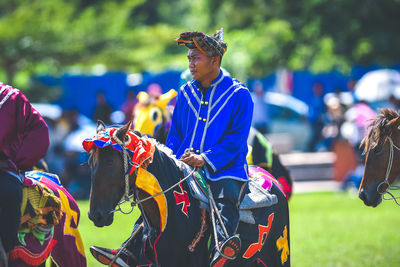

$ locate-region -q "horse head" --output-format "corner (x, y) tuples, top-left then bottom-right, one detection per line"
(133, 89), (177, 142)
(84, 121), (155, 227)
(359, 108), (400, 207)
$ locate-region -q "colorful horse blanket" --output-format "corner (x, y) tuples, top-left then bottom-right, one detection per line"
(8, 171), (86, 267)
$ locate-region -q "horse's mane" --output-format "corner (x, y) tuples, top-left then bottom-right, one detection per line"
(361, 108), (400, 153)
(148, 137), (189, 171)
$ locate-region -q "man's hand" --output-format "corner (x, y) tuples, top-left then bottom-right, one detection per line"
(180, 152), (206, 167)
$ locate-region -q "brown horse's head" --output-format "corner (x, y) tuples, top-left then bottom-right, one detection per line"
(86, 121), (136, 227)
(359, 108), (400, 207)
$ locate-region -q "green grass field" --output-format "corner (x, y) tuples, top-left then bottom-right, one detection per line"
(77, 192), (400, 267)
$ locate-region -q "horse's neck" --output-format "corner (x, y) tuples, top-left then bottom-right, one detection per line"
(147, 146), (182, 187)
(138, 146), (183, 232)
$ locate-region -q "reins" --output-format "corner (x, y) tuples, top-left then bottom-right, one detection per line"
(375, 137), (400, 206)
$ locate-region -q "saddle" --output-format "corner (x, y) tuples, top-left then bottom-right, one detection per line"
(9, 171), (63, 265)
(184, 166), (278, 224)
(20, 171), (63, 231)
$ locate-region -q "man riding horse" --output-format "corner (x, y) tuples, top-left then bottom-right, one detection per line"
(0, 82), (50, 266)
(92, 28), (254, 267)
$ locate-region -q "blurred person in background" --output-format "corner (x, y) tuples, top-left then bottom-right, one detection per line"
(340, 99), (377, 190)
(93, 92), (113, 124)
(308, 82), (326, 151)
(251, 80), (269, 134)
(322, 96), (345, 145)
(341, 99), (377, 155)
(324, 96), (355, 182)
(121, 90), (137, 123)
(0, 82), (49, 257)
(147, 83), (163, 99)
(388, 94), (400, 111)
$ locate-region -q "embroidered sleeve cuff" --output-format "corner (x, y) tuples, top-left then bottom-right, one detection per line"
(201, 153), (217, 172)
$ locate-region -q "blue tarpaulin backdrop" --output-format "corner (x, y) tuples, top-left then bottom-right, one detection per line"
(38, 64), (400, 117)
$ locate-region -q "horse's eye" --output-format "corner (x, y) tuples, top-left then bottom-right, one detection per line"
(150, 108), (161, 122)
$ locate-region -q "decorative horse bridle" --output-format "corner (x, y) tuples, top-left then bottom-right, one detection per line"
(374, 137), (400, 206)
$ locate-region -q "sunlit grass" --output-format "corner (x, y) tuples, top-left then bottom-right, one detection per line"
(76, 192), (400, 267)
(77, 201), (140, 267)
(289, 192), (400, 266)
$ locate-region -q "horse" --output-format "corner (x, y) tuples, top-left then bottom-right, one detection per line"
(0, 171), (86, 267)
(132, 90), (293, 200)
(84, 121), (290, 266)
(359, 108), (400, 207)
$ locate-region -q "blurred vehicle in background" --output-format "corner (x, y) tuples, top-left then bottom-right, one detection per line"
(354, 69), (400, 103)
(262, 92), (311, 153)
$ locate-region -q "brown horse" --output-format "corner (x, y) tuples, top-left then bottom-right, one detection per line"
(359, 108), (400, 207)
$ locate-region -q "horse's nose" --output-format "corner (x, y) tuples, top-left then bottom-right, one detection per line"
(359, 189), (367, 203)
(88, 210), (105, 226)
(88, 210), (113, 227)
(359, 188), (381, 207)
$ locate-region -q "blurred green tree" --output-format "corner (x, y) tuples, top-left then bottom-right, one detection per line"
(0, 0), (399, 89)
(0, 0), (143, 86)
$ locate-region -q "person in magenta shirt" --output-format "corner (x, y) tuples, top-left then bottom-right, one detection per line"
(0, 82), (49, 254)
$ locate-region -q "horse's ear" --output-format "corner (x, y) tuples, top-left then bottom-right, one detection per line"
(97, 120), (106, 133)
(116, 121), (132, 141)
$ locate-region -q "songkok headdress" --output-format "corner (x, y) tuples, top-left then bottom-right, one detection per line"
(176, 28), (227, 57)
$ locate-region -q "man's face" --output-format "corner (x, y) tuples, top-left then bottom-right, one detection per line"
(187, 49), (215, 82)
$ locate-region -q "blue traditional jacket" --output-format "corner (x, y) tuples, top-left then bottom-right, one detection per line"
(166, 71), (254, 181)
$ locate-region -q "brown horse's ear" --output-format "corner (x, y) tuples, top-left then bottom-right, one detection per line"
(116, 121), (132, 142)
(96, 120), (106, 133)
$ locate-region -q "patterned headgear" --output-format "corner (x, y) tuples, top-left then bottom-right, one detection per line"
(82, 128), (155, 174)
(176, 28), (227, 57)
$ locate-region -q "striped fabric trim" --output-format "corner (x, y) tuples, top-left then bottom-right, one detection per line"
(207, 87), (247, 126)
(0, 85), (11, 95)
(201, 153), (217, 172)
(210, 82), (239, 111)
(181, 87), (199, 116)
(187, 82), (201, 104)
(0, 88), (18, 110)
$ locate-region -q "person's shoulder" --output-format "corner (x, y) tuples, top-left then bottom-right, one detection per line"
(0, 83), (25, 105)
(179, 80), (196, 92)
(221, 76), (249, 92)
(0, 82), (15, 95)
(230, 78), (250, 96)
